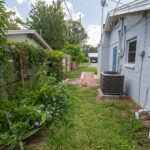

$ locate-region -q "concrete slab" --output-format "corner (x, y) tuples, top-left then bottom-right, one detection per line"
(98, 88), (121, 99)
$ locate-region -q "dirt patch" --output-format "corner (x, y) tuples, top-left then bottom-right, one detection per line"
(25, 131), (45, 150)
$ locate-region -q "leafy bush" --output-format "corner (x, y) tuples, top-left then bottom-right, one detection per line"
(0, 71), (70, 149)
(0, 41), (65, 100)
(0, 0), (8, 44)
(46, 49), (65, 81)
(62, 43), (85, 64)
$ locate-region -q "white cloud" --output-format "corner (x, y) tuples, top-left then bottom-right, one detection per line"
(61, 1), (84, 21)
(16, 0), (54, 5)
(86, 24), (101, 47)
(15, 0), (84, 21)
(6, 6), (24, 29)
(17, 0), (24, 3)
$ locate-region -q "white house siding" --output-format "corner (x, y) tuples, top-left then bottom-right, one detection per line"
(99, 11), (150, 108)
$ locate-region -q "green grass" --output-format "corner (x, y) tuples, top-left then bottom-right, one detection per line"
(65, 63), (97, 78)
(42, 86), (150, 150)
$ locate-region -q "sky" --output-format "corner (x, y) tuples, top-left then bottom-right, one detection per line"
(5, 0), (133, 47)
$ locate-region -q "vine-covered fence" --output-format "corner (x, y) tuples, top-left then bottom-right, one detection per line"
(0, 41), (79, 100)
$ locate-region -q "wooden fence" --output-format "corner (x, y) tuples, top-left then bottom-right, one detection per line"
(62, 55), (80, 72)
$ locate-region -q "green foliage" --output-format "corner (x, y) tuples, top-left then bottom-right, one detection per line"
(0, 72), (70, 149)
(26, 0), (67, 50)
(0, 41), (65, 100)
(83, 45), (98, 56)
(62, 43), (84, 64)
(67, 20), (87, 45)
(46, 49), (65, 81)
(6, 10), (25, 30)
(0, 0), (8, 44)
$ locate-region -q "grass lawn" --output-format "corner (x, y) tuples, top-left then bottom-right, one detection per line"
(65, 63), (97, 79)
(26, 64), (150, 150)
(41, 86), (150, 150)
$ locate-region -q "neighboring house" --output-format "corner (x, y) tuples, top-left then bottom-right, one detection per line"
(6, 30), (51, 49)
(98, 0), (150, 108)
(88, 53), (98, 63)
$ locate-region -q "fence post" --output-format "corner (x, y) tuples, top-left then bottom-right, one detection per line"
(66, 56), (68, 72)
(18, 52), (24, 88)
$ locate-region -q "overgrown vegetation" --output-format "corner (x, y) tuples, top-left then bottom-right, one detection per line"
(0, 72), (71, 150)
(40, 86), (150, 150)
(62, 43), (85, 64)
(0, 0), (8, 46)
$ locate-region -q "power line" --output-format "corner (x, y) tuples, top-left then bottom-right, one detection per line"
(113, 0), (121, 16)
(63, 0), (72, 20)
(111, 0), (124, 5)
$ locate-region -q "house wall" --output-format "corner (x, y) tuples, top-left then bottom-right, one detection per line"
(99, 11), (150, 108)
(7, 34), (42, 48)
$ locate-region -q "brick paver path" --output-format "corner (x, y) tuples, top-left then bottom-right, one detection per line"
(65, 72), (100, 88)
(82, 72), (99, 87)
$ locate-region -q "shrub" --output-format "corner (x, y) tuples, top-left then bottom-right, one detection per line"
(62, 43), (85, 64)
(0, 71), (70, 149)
(0, 41), (65, 100)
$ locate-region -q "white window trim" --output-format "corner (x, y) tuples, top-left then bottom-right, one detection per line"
(125, 38), (137, 68)
(124, 63), (135, 69)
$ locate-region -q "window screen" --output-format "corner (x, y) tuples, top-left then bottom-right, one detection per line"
(128, 40), (137, 63)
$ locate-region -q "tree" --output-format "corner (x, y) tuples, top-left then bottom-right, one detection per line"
(26, 0), (67, 50)
(0, 0), (8, 44)
(67, 20), (87, 45)
(62, 43), (84, 63)
(83, 45), (98, 57)
(7, 10), (24, 30)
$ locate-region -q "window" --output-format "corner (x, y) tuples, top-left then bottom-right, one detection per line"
(127, 39), (137, 64)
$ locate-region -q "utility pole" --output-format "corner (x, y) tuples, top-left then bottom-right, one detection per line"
(101, 0), (107, 39)
(63, 0), (72, 20)
(79, 13), (81, 24)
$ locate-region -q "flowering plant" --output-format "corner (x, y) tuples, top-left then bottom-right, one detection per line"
(0, 72), (69, 149)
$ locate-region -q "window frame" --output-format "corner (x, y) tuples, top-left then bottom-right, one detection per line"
(127, 38), (137, 64)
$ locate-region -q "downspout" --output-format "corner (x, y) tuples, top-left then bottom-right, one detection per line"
(118, 18), (124, 72)
(138, 13), (147, 105)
